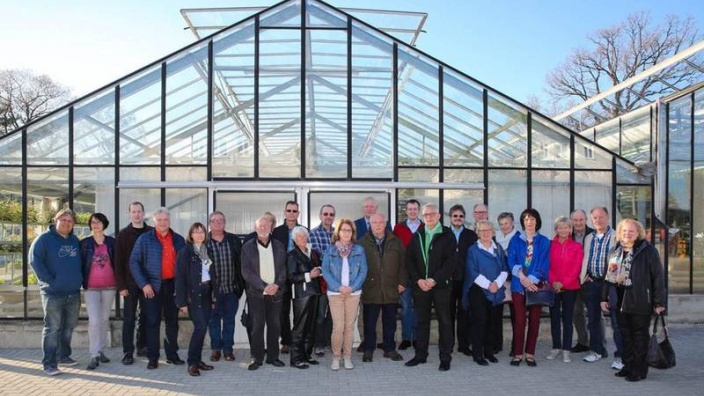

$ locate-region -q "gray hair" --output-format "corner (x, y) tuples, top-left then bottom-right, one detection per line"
(152, 207), (170, 218)
(292, 226), (309, 240)
(475, 220), (495, 232)
(554, 216), (573, 232)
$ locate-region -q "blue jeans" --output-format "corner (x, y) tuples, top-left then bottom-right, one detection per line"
(208, 291), (239, 353)
(41, 293), (80, 369)
(188, 286), (212, 366)
(585, 280), (607, 356)
(549, 290), (576, 350)
(143, 280), (180, 361)
(362, 303), (398, 353)
(400, 287), (416, 341)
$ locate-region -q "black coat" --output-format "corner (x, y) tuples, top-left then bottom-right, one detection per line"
(406, 226), (457, 290)
(241, 237), (288, 300)
(287, 245), (322, 299)
(114, 223), (153, 290)
(452, 227), (478, 281)
(175, 244), (214, 308)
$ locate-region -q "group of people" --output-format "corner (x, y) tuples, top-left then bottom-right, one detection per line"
(29, 198), (666, 383)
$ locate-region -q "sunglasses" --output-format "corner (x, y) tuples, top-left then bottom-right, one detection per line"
(452, 214), (465, 218)
(322, 212), (335, 217)
(286, 209), (299, 213)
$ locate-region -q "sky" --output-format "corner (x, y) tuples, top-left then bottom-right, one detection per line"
(2, 0), (703, 107)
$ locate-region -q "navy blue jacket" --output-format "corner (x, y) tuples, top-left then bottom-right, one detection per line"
(129, 228), (186, 293)
(463, 243), (509, 309)
(80, 235), (116, 289)
(29, 225), (82, 296)
(175, 243), (214, 308)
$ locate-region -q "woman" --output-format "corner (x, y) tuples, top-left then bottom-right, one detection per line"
(175, 222), (215, 377)
(547, 217), (583, 363)
(601, 219), (665, 382)
(508, 208), (550, 367)
(287, 226), (322, 369)
(462, 220), (508, 366)
(322, 219), (367, 371)
(80, 213), (116, 370)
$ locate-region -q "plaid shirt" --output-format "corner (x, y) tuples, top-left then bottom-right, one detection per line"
(587, 226), (613, 279)
(310, 224), (334, 256)
(207, 237), (235, 295)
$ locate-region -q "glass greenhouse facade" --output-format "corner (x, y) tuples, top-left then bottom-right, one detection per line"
(1, 0), (685, 319)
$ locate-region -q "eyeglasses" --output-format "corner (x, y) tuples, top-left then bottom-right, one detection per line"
(422, 212), (438, 217)
(286, 209), (299, 213)
(339, 228), (353, 233)
(210, 218), (225, 223)
(322, 212), (335, 217)
(452, 214), (465, 218)
(474, 211), (488, 214)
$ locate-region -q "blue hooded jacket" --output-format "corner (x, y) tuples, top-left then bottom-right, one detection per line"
(29, 225), (83, 296)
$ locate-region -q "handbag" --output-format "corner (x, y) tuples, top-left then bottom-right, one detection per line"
(647, 314), (676, 369)
(240, 300), (252, 331)
(525, 283), (555, 307)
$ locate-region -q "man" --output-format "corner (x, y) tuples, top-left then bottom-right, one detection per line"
(354, 196), (390, 237)
(309, 204), (336, 356)
(130, 207), (186, 369)
(580, 206), (622, 369)
(570, 209), (594, 354)
(206, 211), (244, 362)
(272, 201), (305, 354)
(405, 204), (457, 371)
(114, 201), (152, 365)
(360, 213), (407, 363)
(241, 215), (288, 370)
(472, 204), (489, 229)
(392, 199), (423, 350)
(448, 204), (477, 356)
(29, 208), (83, 376)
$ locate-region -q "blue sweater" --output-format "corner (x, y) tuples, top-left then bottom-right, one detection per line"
(322, 244), (368, 293)
(29, 225), (83, 296)
(129, 228), (185, 293)
(508, 232), (550, 293)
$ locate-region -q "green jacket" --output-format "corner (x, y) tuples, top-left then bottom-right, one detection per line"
(360, 230), (407, 305)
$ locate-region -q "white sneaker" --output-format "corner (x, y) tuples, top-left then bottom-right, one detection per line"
(546, 349), (560, 360)
(344, 357), (354, 370)
(562, 350), (571, 363)
(331, 358), (340, 371)
(611, 357), (624, 370)
(583, 352), (602, 363)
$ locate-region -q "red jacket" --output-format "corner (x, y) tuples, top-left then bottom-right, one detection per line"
(548, 236), (583, 291)
(393, 221), (424, 248)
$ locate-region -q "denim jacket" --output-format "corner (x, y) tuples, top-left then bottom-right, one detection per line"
(322, 244), (368, 293)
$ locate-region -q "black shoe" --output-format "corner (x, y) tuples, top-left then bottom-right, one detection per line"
(383, 351), (404, 361)
(166, 356), (185, 366)
(439, 361), (451, 371)
(136, 347), (148, 357)
(291, 361), (309, 369)
(487, 356), (499, 364)
(87, 357), (100, 370)
(404, 357), (427, 367)
(147, 360), (158, 370)
(625, 375), (642, 382)
(615, 369), (630, 378)
(267, 359), (285, 367)
(570, 343), (590, 353)
(398, 340), (413, 350)
(223, 352), (235, 362)
(198, 361), (214, 371)
(121, 353), (134, 366)
(526, 357), (537, 367)
(248, 361), (262, 371)
(306, 358), (319, 365)
(474, 358), (489, 366)
(376, 343), (384, 350)
(98, 352), (110, 363)
(362, 351), (373, 362)
(280, 345), (289, 354)
(188, 365), (201, 376)
(510, 358), (521, 366)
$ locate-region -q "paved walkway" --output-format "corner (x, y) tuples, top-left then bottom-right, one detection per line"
(0, 325), (701, 396)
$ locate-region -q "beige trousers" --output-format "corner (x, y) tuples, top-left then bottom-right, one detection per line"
(328, 293), (361, 359)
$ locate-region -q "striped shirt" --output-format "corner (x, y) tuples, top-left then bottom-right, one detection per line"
(586, 227), (613, 279)
(207, 237), (235, 294)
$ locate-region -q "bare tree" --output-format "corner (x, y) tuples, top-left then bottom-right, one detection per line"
(0, 69), (71, 135)
(547, 12), (703, 125)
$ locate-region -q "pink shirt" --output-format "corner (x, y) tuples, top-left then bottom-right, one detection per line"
(87, 243), (117, 289)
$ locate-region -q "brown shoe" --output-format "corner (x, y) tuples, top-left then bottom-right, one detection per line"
(198, 361), (214, 371)
(210, 351), (221, 362)
(188, 365), (200, 377)
(224, 352), (235, 361)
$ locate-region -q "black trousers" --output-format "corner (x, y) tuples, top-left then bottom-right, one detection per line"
(187, 284), (212, 366)
(248, 293), (282, 364)
(290, 295), (318, 364)
(617, 311), (651, 379)
(450, 280), (471, 351)
(469, 285), (502, 360)
(121, 285), (147, 354)
(363, 303), (398, 353)
(143, 279), (179, 362)
(314, 294), (332, 348)
(413, 287), (453, 362)
(280, 282), (292, 346)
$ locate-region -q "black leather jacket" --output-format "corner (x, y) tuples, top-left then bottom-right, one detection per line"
(287, 245), (322, 299)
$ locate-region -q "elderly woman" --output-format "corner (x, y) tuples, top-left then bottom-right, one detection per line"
(601, 219), (665, 382)
(287, 226), (322, 369)
(322, 219), (368, 371)
(81, 213), (116, 370)
(547, 217), (583, 363)
(462, 220), (508, 366)
(508, 208), (550, 367)
(175, 222), (215, 377)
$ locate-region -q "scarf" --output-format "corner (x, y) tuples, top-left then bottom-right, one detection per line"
(606, 244), (633, 287)
(335, 241), (353, 257)
(194, 243), (212, 269)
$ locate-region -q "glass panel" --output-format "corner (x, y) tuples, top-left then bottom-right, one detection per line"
(531, 170), (570, 238)
(260, 0), (301, 28)
(259, 28), (302, 178)
(488, 169), (526, 223)
(27, 111), (69, 165)
(74, 89), (115, 165)
(667, 95), (691, 293)
(306, 29), (348, 178)
(0, 132), (23, 165)
(0, 168), (23, 317)
(397, 50), (439, 166)
(443, 71), (483, 167)
(574, 138), (613, 169)
(215, 191), (295, 235)
(531, 116), (570, 169)
(165, 43), (209, 165)
(616, 185), (651, 227)
(73, 167), (116, 236)
(574, 171), (612, 222)
(166, 188), (208, 236)
(444, 168), (484, 183)
(616, 158), (650, 184)
(398, 168), (438, 182)
(119, 167), (161, 229)
(397, 189), (438, 222)
(487, 94), (526, 167)
(621, 107), (652, 163)
(694, 90), (704, 293)
(443, 190), (484, 227)
(307, 0), (347, 28)
(309, 191), (390, 230)
(595, 119), (620, 154)
(166, 167), (207, 182)
(120, 66), (163, 165)
(212, 21), (256, 178)
(351, 22), (393, 179)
